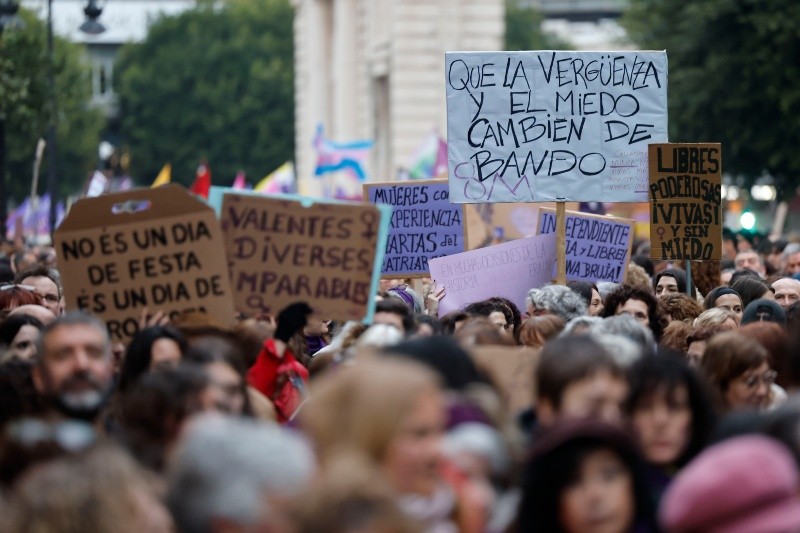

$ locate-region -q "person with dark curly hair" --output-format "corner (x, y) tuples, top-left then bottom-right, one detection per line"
(602, 285), (664, 341)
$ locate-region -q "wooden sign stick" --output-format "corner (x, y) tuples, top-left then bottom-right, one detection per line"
(556, 200), (567, 285)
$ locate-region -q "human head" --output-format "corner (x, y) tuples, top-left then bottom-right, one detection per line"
(588, 314), (655, 357)
(704, 286), (744, 323)
(8, 304), (57, 325)
(685, 325), (727, 367)
(117, 326), (187, 394)
(32, 312), (114, 422)
(602, 285), (663, 340)
(536, 335), (628, 426)
(118, 366), (217, 472)
(385, 284), (424, 315)
(0, 284), (41, 317)
(654, 268), (687, 298)
(183, 335), (252, 417)
(738, 322), (790, 389)
(0, 314), (44, 363)
(659, 320), (694, 354)
(487, 296), (522, 336)
(735, 250), (765, 277)
(657, 293), (704, 323)
(731, 276), (773, 309)
(567, 281), (604, 317)
(294, 452), (417, 533)
(383, 336), (483, 393)
(374, 298), (414, 335)
(626, 354), (714, 468)
(693, 307), (738, 331)
(518, 315), (566, 349)
(625, 263), (653, 291)
(413, 314), (444, 337)
(660, 436), (800, 533)
(274, 302), (315, 343)
(452, 317), (516, 347)
(701, 331), (772, 412)
(3, 443), (172, 533)
(167, 416), (315, 533)
(772, 277), (800, 309)
(463, 299), (514, 336)
(741, 298), (787, 326)
(15, 264), (63, 316)
(300, 358), (445, 496)
(517, 420), (654, 533)
(783, 247), (800, 276)
(526, 285), (587, 321)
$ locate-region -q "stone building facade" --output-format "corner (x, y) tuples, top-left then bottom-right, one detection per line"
(292, 0), (504, 195)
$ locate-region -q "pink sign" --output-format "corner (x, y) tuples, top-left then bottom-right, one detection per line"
(430, 233), (557, 316)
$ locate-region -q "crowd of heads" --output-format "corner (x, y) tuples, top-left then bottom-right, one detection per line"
(1, 231), (800, 532)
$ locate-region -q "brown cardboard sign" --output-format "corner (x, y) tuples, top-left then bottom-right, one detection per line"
(220, 192), (387, 321)
(54, 184), (236, 342)
(470, 345), (540, 414)
(648, 143), (722, 261)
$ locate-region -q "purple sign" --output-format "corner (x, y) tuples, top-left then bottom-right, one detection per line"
(537, 208), (633, 284)
(430, 233), (557, 316)
(365, 180), (465, 277)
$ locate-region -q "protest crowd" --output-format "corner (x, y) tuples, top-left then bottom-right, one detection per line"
(0, 224), (799, 533)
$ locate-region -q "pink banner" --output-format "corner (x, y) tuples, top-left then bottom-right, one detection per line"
(429, 233), (557, 316)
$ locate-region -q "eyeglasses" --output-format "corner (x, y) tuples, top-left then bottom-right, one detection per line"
(742, 370), (778, 389)
(38, 293), (60, 304)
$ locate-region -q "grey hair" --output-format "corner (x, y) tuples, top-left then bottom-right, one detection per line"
(526, 285), (587, 321)
(561, 316), (605, 336)
(783, 243), (800, 259)
(591, 333), (644, 367)
(167, 416), (315, 533)
(36, 311), (111, 365)
(588, 314), (655, 355)
(596, 282), (619, 301)
(444, 422), (510, 476)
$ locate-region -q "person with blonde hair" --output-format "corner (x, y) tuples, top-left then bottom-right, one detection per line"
(2, 444), (172, 533)
(692, 308), (738, 330)
(300, 358), (486, 532)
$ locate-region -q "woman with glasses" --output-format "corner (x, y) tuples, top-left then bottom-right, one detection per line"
(700, 331), (777, 412)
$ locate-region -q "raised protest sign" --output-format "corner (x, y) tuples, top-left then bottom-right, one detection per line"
(364, 180), (466, 277)
(537, 207), (633, 283)
(429, 233), (557, 316)
(54, 185), (236, 342)
(471, 346), (540, 414)
(220, 192), (390, 322)
(446, 51), (668, 203)
(648, 143), (722, 260)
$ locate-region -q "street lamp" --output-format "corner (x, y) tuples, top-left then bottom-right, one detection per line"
(46, 0), (107, 234)
(0, 0), (21, 239)
(79, 0), (105, 35)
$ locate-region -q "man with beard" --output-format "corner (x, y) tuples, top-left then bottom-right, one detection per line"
(32, 312), (114, 424)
